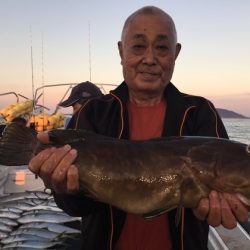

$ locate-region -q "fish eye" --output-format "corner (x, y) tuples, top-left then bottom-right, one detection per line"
(246, 145), (250, 155)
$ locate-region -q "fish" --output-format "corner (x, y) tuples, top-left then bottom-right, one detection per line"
(24, 204), (63, 212)
(17, 212), (80, 224)
(0, 211), (21, 219)
(0, 200), (38, 212)
(1, 234), (54, 245)
(0, 198), (46, 210)
(0, 217), (19, 227)
(19, 222), (81, 234)
(0, 207), (23, 214)
(22, 209), (65, 216)
(2, 240), (63, 249)
(0, 230), (8, 240)
(0, 191), (51, 203)
(0, 222), (12, 233)
(0, 122), (250, 220)
(9, 228), (60, 239)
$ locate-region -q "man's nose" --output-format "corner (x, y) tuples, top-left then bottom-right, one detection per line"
(142, 47), (156, 64)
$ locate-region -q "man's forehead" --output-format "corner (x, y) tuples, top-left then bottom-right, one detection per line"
(131, 13), (170, 25)
(131, 33), (169, 41)
(121, 10), (177, 43)
(126, 14), (172, 31)
(126, 17), (171, 40)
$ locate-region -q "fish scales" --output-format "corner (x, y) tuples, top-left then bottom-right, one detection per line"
(0, 122), (250, 218)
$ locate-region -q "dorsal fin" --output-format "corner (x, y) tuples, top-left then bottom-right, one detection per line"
(0, 122), (38, 165)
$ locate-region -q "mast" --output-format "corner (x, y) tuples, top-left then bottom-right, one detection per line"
(88, 21), (92, 82)
(41, 32), (45, 112)
(30, 26), (35, 102)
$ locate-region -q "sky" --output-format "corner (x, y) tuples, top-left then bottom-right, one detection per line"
(0, 0), (249, 116)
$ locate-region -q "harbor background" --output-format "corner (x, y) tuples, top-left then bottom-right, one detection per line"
(223, 118), (250, 144)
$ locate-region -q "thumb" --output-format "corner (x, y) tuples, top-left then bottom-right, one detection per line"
(37, 132), (50, 144)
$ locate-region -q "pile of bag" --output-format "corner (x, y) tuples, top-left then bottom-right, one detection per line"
(29, 113), (65, 132)
(0, 100), (34, 122)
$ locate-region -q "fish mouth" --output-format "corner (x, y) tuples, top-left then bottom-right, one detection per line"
(246, 145), (250, 155)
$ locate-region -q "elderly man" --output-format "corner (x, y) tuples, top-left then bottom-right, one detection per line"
(29, 6), (249, 250)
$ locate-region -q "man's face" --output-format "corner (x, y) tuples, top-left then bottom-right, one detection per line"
(72, 102), (82, 114)
(118, 13), (181, 96)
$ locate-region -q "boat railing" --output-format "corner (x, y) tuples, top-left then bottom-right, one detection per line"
(34, 82), (118, 114)
(0, 92), (20, 103)
(208, 223), (250, 249)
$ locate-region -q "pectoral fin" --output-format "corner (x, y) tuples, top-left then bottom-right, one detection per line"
(175, 177), (197, 226)
(143, 205), (176, 220)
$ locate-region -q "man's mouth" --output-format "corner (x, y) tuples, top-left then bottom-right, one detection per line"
(140, 71), (159, 76)
(139, 72), (160, 80)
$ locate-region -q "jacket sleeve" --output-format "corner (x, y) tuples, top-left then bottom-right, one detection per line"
(53, 192), (107, 217)
(191, 99), (229, 139)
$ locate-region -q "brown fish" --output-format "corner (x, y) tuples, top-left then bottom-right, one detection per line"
(0, 122), (250, 219)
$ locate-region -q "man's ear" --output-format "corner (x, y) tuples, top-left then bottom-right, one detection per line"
(175, 43), (182, 60)
(118, 41), (123, 64)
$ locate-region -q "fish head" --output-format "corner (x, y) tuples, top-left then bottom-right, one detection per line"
(190, 140), (250, 206)
(246, 144), (250, 155)
(220, 174), (250, 198)
(213, 143), (250, 205)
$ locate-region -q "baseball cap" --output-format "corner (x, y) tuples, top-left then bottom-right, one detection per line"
(59, 81), (102, 107)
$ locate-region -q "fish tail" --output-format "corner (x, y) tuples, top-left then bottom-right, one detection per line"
(0, 122), (39, 166)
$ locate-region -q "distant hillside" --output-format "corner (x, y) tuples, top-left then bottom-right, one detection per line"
(217, 108), (248, 119)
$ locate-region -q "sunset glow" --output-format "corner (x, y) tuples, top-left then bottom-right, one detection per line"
(0, 0), (249, 116)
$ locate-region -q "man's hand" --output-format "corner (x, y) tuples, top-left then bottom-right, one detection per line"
(193, 190), (249, 229)
(28, 133), (79, 193)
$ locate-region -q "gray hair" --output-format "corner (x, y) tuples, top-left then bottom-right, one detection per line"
(121, 6), (178, 43)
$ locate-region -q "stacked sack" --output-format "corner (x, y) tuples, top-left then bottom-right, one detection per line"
(29, 112), (65, 132)
(0, 99), (34, 123)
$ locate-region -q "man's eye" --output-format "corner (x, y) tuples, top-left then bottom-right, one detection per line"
(157, 45), (168, 51)
(132, 44), (145, 49)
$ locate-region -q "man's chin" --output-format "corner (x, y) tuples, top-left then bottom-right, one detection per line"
(139, 73), (160, 82)
(136, 78), (162, 89)
(132, 82), (162, 94)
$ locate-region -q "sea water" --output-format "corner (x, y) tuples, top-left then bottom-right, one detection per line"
(223, 118), (250, 144)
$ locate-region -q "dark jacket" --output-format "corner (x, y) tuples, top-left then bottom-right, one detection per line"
(54, 82), (228, 250)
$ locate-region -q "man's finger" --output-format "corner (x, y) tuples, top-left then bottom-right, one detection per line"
(223, 193), (249, 222)
(28, 147), (56, 174)
(192, 198), (209, 220)
(39, 145), (72, 180)
(220, 193), (237, 229)
(67, 165), (79, 193)
(207, 191), (221, 227)
(51, 149), (77, 186)
(37, 132), (50, 144)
